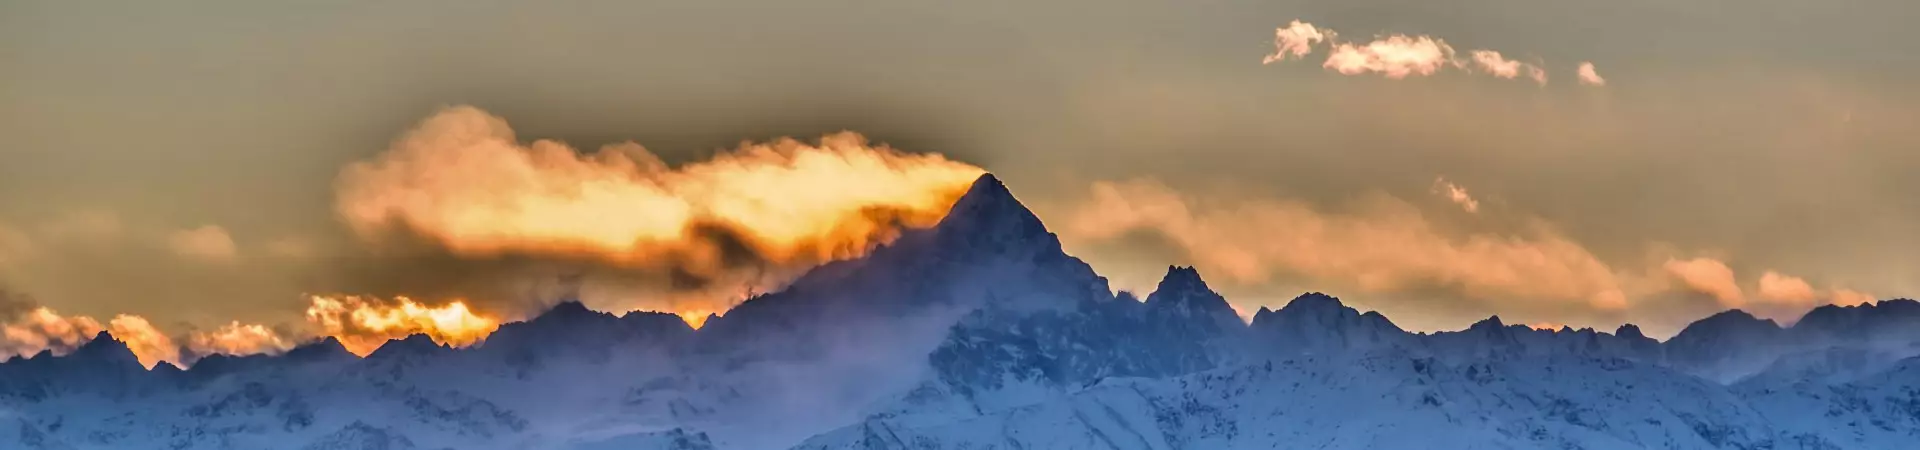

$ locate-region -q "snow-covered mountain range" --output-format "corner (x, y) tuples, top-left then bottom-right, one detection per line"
(4, 174), (1919, 449)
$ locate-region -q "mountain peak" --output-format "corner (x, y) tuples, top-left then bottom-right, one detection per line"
(151, 360), (183, 374)
(1147, 266), (1215, 302)
(1470, 315), (1508, 331)
(930, 173), (1053, 252)
(521, 300), (617, 328)
(368, 334), (446, 359)
(1790, 298), (1920, 341)
(1156, 266), (1205, 290)
(544, 300), (597, 318)
(285, 336), (353, 362)
(71, 331), (141, 368)
(1692, 309), (1781, 330)
(1144, 266), (1239, 326)
(1276, 292), (1348, 316)
(1250, 292), (1406, 352)
(1669, 309), (1784, 351)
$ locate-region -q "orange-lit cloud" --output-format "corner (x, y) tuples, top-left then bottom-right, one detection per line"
(0, 307), (103, 360)
(303, 294), (501, 356)
(1757, 271), (1874, 308)
(1577, 62), (1606, 86)
(0, 306), (179, 369)
(187, 321), (293, 356)
(1431, 177), (1480, 213)
(1661, 258), (1876, 318)
(1262, 20), (1331, 63)
(336, 106), (983, 278)
(107, 315), (178, 369)
(674, 308), (718, 330)
(1663, 257), (1745, 307)
(167, 225), (239, 262)
(1066, 178), (1629, 311)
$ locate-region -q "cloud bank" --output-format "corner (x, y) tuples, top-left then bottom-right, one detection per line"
(1065, 178), (1631, 311)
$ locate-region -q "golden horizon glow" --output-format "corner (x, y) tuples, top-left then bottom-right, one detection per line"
(303, 295), (502, 357)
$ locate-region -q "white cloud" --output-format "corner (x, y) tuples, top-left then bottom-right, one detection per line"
(1577, 62), (1607, 86)
(1431, 177), (1481, 213)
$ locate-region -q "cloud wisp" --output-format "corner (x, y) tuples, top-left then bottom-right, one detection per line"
(1064, 178), (1880, 325)
(1431, 177), (1481, 213)
(1264, 20), (1600, 86)
(1577, 62), (1607, 86)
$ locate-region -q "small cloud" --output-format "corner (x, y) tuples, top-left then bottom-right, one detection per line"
(1577, 62), (1606, 86)
(187, 321), (293, 356)
(167, 225), (239, 262)
(1467, 50), (1547, 86)
(1430, 176), (1480, 213)
(1663, 257), (1745, 307)
(1758, 270), (1875, 308)
(1755, 271), (1818, 305)
(1262, 20), (1331, 64)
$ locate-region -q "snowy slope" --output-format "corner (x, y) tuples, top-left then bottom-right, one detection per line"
(798, 352), (1785, 450)
(4, 173), (1920, 449)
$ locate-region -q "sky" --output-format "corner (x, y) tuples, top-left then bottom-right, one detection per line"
(2, 0), (1917, 347)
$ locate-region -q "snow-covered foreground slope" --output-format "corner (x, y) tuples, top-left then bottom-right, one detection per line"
(802, 352), (1790, 450)
(4, 174), (1920, 449)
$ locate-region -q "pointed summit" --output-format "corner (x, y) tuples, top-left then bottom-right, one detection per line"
(1615, 324), (1647, 340)
(367, 334), (447, 359)
(151, 361), (184, 375)
(1469, 315), (1508, 332)
(1153, 266), (1208, 295)
(1145, 266), (1240, 328)
(931, 174), (1055, 254)
(71, 331), (142, 369)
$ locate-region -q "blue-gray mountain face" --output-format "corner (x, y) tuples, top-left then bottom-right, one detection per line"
(5, 174), (1920, 450)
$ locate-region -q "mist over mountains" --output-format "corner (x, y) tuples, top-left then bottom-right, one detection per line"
(3, 174), (1919, 449)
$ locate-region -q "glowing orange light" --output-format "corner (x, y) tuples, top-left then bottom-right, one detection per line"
(303, 295), (501, 356)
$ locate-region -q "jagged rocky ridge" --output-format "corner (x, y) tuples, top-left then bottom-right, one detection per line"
(4, 174), (1920, 449)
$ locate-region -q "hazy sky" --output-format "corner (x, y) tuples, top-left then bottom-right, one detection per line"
(3, 0), (1916, 339)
